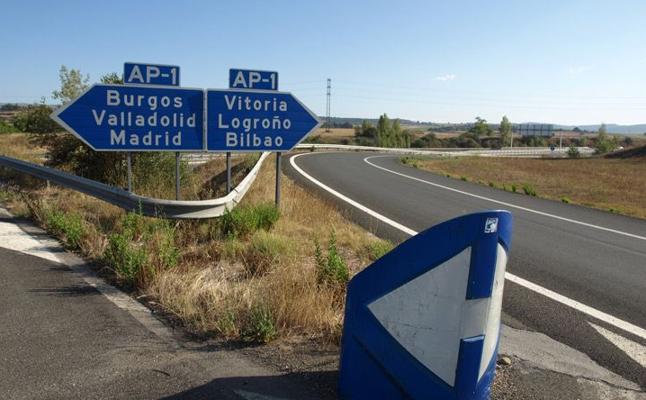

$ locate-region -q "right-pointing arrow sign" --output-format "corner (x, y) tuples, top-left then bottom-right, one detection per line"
(206, 89), (320, 152)
(339, 211), (512, 400)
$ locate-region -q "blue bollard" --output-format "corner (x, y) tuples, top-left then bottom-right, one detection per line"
(339, 211), (513, 400)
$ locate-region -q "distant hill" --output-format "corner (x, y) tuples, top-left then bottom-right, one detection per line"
(321, 116), (646, 135)
(554, 124), (646, 135)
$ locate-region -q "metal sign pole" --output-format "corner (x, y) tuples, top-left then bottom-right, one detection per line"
(226, 151), (232, 193)
(275, 152), (282, 207)
(175, 152), (180, 200)
(127, 152), (133, 192)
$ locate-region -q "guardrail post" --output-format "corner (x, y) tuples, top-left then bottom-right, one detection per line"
(275, 152), (281, 207)
(226, 151), (232, 193)
(127, 152), (133, 193)
(175, 152), (181, 200)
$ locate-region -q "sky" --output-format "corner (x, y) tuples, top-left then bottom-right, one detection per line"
(1, 0), (645, 125)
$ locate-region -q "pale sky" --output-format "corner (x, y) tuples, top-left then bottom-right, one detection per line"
(1, 0), (645, 125)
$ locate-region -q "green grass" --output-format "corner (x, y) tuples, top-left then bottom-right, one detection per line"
(45, 209), (85, 249)
(243, 230), (292, 276)
(219, 202), (280, 239)
(314, 230), (349, 287)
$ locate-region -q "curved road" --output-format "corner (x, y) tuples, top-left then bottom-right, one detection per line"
(285, 151), (646, 388)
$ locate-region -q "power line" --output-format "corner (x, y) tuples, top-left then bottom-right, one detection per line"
(326, 78), (331, 132)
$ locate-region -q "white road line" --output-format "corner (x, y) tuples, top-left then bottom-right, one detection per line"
(364, 155), (646, 242)
(589, 322), (646, 367)
(289, 152), (646, 341)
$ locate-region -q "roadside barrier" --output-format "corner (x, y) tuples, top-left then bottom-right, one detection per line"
(0, 152), (270, 219)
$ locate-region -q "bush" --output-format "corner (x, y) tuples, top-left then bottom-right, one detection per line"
(243, 231), (290, 276)
(13, 104), (61, 134)
(522, 183), (537, 196)
(400, 156), (420, 168)
(243, 304), (277, 343)
(219, 203), (279, 239)
(567, 144), (580, 158)
(103, 211), (178, 287)
(511, 184), (517, 193)
(0, 120), (19, 134)
(314, 231), (349, 287)
(366, 240), (394, 261)
(561, 197), (571, 204)
(45, 209), (85, 249)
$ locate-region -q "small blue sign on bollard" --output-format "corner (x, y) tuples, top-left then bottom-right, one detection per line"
(339, 211), (513, 400)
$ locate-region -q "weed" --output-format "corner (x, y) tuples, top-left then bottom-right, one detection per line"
(511, 184), (517, 193)
(104, 232), (147, 286)
(45, 209), (85, 249)
(366, 239), (394, 261)
(315, 231), (349, 287)
(488, 181), (495, 188)
(522, 183), (537, 196)
(243, 304), (277, 343)
(219, 203), (279, 239)
(243, 231), (291, 276)
(561, 196), (571, 204)
(401, 157), (419, 168)
(460, 176), (468, 182)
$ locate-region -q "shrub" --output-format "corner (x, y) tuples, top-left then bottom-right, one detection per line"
(0, 120), (19, 134)
(488, 181), (495, 188)
(315, 230), (349, 287)
(243, 231), (290, 276)
(401, 157), (419, 168)
(243, 304), (277, 343)
(511, 184), (517, 193)
(460, 176), (468, 182)
(561, 197), (571, 204)
(219, 203), (279, 239)
(366, 240), (394, 261)
(45, 209), (85, 249)
(522, 184), (537, 196)
(13, 104), (60, 134)
(567, 144), (580, 158)
(103, 211), (178, 287)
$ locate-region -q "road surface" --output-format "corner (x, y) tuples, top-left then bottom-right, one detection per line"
(286, 151), (646, 389)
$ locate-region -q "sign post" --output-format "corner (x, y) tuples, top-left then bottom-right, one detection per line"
(226, 151), (232, 193)
(339, 211), (513, 400)
(126, 152), (133, 192)
(275, 152), (282, 207)
(175, 152), (180, 200)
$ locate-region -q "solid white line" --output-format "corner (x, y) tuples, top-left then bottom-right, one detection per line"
(364, 155), (646, 242)
(588, 322), (646, 367)
(289, 152), (646, 341)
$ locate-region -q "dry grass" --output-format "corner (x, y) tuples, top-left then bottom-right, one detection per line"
(0, 133), (45, 163)
(409, 156), (646, 219)
(1, 135), (389, 344)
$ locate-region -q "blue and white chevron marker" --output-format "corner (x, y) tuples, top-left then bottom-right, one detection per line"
(339, 211), (513, 400)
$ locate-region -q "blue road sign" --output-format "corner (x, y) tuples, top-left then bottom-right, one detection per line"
(51, 84), (204, 151)
(229, 69), (278, 90)
(206, 89), (320, 152)
(124, 62), (180, 86)
(339, 211), (513, 400)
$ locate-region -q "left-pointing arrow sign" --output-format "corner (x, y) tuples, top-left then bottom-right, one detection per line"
(51, 84), (204, 152)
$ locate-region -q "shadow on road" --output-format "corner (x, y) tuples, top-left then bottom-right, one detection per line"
(159, 371), (338, 400)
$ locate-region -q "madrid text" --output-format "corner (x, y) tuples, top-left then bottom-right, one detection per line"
(96, 90), (197, 147)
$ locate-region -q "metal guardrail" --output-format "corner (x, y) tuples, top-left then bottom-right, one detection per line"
(294, 143), (595, 157)
(0, 152), (270, 219)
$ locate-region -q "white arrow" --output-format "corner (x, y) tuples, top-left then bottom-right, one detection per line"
(368, 244), (507, 387)
(589, 321), (646, 368)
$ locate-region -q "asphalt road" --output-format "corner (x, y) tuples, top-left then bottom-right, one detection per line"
(286, 151), (646, 388)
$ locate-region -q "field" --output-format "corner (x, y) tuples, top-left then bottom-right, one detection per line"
(0, 133), (391, 344)
(402, 154), (646, 219)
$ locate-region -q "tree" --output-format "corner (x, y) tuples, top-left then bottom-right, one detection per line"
(12, 101), (60, 134)
(52, 66), (89, 104)
(594, 123), (617, 154)
(499, 116), (512, 147)
(468, 117), (492, 139)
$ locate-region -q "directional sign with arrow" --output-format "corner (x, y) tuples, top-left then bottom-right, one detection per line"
(339, 211), (513, 400)
(51, 84), (204, 152)
(206, 89), (320, 152)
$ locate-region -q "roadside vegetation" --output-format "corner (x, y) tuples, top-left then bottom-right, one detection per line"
(400, 151), (646, 219)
